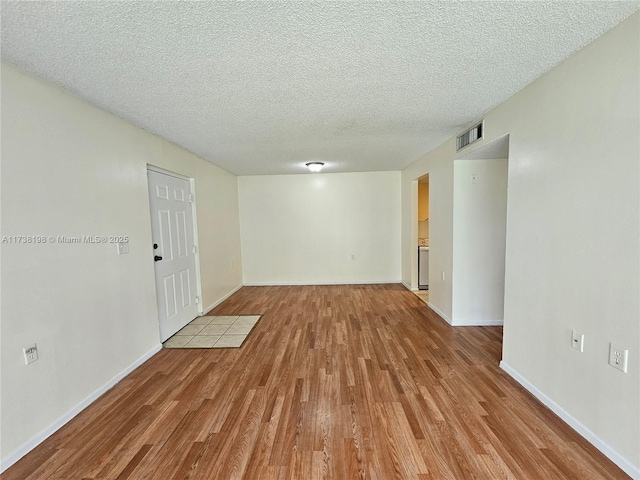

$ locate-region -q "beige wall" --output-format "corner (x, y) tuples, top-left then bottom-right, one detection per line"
(0, 63), (243, 468)
(401, 13), (639, 476)
(238, 172), (401, 285)
(452, 159), (507, 325)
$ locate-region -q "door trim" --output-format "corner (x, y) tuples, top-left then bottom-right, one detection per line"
(147, 164), (204, 319)
(147, 164), (190, 180)
(189, 178), (204, 316)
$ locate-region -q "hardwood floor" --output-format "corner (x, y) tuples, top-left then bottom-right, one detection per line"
(4, 284), (629, 479)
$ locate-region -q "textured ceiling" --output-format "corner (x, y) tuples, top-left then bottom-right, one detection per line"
(2, 1), (638, 175)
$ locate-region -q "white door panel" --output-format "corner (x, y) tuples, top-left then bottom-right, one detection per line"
(148, 169), (199, 341)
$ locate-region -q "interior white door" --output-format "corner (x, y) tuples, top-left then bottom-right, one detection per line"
(147, 169), (199, 341)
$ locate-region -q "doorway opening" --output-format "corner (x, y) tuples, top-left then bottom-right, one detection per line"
(417, 174), (430, 303)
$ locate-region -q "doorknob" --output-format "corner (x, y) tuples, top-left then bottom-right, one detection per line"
(154, 255), (163, 262)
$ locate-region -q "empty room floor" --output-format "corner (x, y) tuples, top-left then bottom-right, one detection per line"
(4, 284), (629, 479)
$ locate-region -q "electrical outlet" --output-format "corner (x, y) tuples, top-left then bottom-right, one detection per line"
(351, 254), (355, 261)
(609, 343), (628, 373)
(470, 174), (478, 184)
(117, 242), (130, 255)
(571, 330), (584, 352)
(441, 272), (445, 281)
(23, 344), (39, 365)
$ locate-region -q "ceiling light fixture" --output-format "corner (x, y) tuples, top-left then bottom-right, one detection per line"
(306, 162), (324, 173)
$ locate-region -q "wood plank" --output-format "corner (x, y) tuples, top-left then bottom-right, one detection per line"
(2, 284), (631, 480)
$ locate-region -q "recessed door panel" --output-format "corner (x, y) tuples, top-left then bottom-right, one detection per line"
(158, 210), (173, 260)
(156, 185), (169, 200)
(180, 269), (192, 309)
(175, 211), (187, 258)
(163, 275), (177, 318)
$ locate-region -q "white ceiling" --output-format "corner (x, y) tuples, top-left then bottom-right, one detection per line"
(2, 1), (638, 176)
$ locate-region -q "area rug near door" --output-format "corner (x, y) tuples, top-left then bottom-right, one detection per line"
(162, 315), (261, 349)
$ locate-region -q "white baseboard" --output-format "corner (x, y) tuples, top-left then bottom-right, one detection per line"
(500, 361), (639, 480)
(424, 304), (502, 327)
(1, 343), (162, 473)
(451, 318), (504, 326)
(243, 280), (402, 286)
(401, 282), (420, 292)
(427, 302), (453, 325)
(203, 283), (243, 315)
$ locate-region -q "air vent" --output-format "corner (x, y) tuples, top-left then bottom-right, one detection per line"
(456, 121), (483, 151)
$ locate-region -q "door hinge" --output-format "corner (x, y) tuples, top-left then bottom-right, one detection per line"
(192, 245), (197, 254)
(195, 296), (200, 305)
(188, 193), (194, 202)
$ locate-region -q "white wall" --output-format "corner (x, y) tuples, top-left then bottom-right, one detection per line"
(497, 13), (639, 474)
(452, 159), (508, 325)
(238, 172), (401, 285)
(0, 63), (243, 469)
(401, 12), (639, 477)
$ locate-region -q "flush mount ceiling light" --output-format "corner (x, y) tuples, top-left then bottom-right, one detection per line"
(305, 162), (324, 173)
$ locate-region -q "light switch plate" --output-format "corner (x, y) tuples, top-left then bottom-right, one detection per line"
(571, 330), (584, 352)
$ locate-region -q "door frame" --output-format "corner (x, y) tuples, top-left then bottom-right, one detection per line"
(410, 179), (419, 290)
(147, 164), (204, 323)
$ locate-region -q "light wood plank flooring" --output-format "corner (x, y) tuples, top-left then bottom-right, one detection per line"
(4, 284), (629, 479)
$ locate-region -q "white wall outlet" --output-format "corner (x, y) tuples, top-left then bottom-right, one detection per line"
(23, 344), (39, 365)
(608, 343), (628, 373)
(441, 272), (445, 281)
(571, 330), (584, 352)
(351, 254), (355, 261)
(117, 241), (130, 255)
